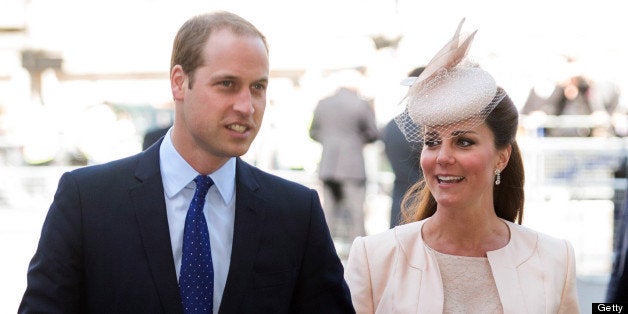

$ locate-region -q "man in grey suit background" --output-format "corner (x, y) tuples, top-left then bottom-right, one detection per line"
(309, 71), (379, 244)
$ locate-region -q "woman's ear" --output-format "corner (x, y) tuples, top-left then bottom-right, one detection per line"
(498, 144), (512, 170)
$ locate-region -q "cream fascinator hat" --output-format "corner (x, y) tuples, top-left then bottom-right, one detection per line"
(395, 19), (506, 142)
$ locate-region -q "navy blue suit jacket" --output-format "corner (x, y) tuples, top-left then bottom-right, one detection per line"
(381, 119), (422, 228)
(19, 141), (354, 313)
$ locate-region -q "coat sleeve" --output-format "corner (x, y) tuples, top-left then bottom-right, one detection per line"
(345, 237), (375, 314)
(19, 172), (85, 313)
(558, 240), (580, 314)
(291, 190), (355, 313)
(359, 102), (379, 144)
(309, 105), (322, 142)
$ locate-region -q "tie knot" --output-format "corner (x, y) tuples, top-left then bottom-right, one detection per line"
(193, 175), (214, 196)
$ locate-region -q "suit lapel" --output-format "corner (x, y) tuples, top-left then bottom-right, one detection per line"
(130, 142), (183, 314)
(220, 159), (266, 311)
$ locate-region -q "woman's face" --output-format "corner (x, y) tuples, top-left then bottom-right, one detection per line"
(420, 120), (510, 211)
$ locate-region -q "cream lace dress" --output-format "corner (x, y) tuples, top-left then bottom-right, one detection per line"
(427, 245), (503, 314)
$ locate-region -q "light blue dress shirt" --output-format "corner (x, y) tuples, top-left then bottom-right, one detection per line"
(159, 129), (235, 314)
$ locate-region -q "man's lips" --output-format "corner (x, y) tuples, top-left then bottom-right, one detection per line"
(227, 123), (248, 133)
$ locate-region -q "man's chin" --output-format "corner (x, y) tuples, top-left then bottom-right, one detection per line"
(225, 144), (252, 158)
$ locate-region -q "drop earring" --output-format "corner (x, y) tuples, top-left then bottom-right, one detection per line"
(494, 169), (501, 185)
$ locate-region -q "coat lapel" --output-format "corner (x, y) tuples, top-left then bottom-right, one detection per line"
(220, 159), (266, 311)
(487, 221), (543, 313)
(395, 220), (547, 313)
(130, 142), (183, 314)
(396, 221), (444, 313)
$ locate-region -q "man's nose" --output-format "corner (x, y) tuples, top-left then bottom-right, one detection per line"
(233, 89), (254, 115)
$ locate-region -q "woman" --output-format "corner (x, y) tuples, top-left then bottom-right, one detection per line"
(344, 20), (579, 313)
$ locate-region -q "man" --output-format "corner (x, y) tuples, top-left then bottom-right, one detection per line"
(607, 194), (628, 303)
(309, 73), (379, 242)
(19, 11), (354, 313)
(143, 124), (171, 150)
(381, 67), (424, 228)
(381, 119), (422, 227)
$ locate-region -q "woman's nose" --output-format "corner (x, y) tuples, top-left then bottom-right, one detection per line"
(436, 145), (455, 165)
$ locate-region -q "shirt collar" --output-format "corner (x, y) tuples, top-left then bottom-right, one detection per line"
(159, 129), (236, 205)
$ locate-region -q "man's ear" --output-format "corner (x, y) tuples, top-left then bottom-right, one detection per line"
(171, 65), (187, 101)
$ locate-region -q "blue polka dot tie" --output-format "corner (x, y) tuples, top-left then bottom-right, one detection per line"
(180, 175), (214, 313)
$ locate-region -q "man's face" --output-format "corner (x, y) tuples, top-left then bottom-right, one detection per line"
(171, 28), (269, 166)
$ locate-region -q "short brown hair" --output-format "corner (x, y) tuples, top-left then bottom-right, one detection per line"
(170, 11), (268, 87)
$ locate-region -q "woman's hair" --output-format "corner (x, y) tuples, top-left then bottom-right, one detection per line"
(170, 11), (268, 88)
(401, 87), (525, 224)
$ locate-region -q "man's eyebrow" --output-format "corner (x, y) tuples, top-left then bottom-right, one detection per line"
(211, 74), (238, 81)
(211, 74), (268, 84)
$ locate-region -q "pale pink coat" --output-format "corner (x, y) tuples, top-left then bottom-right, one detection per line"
(344, 219), (580, 313)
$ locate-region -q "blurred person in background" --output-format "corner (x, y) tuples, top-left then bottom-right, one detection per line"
(143, 102), (174, 150)
(522, 75), (594, 137)
(344, 19), (579, 313)
(143, 124), (171, 150)
(381, 66), (425, 228)
(607, 192), (628, 303)
(20, 11), (353, 313)
(522, 69), (622, 138)
(309, 70), (379, 243)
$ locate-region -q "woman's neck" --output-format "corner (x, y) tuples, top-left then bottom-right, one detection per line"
(422, 208), (510, 257)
